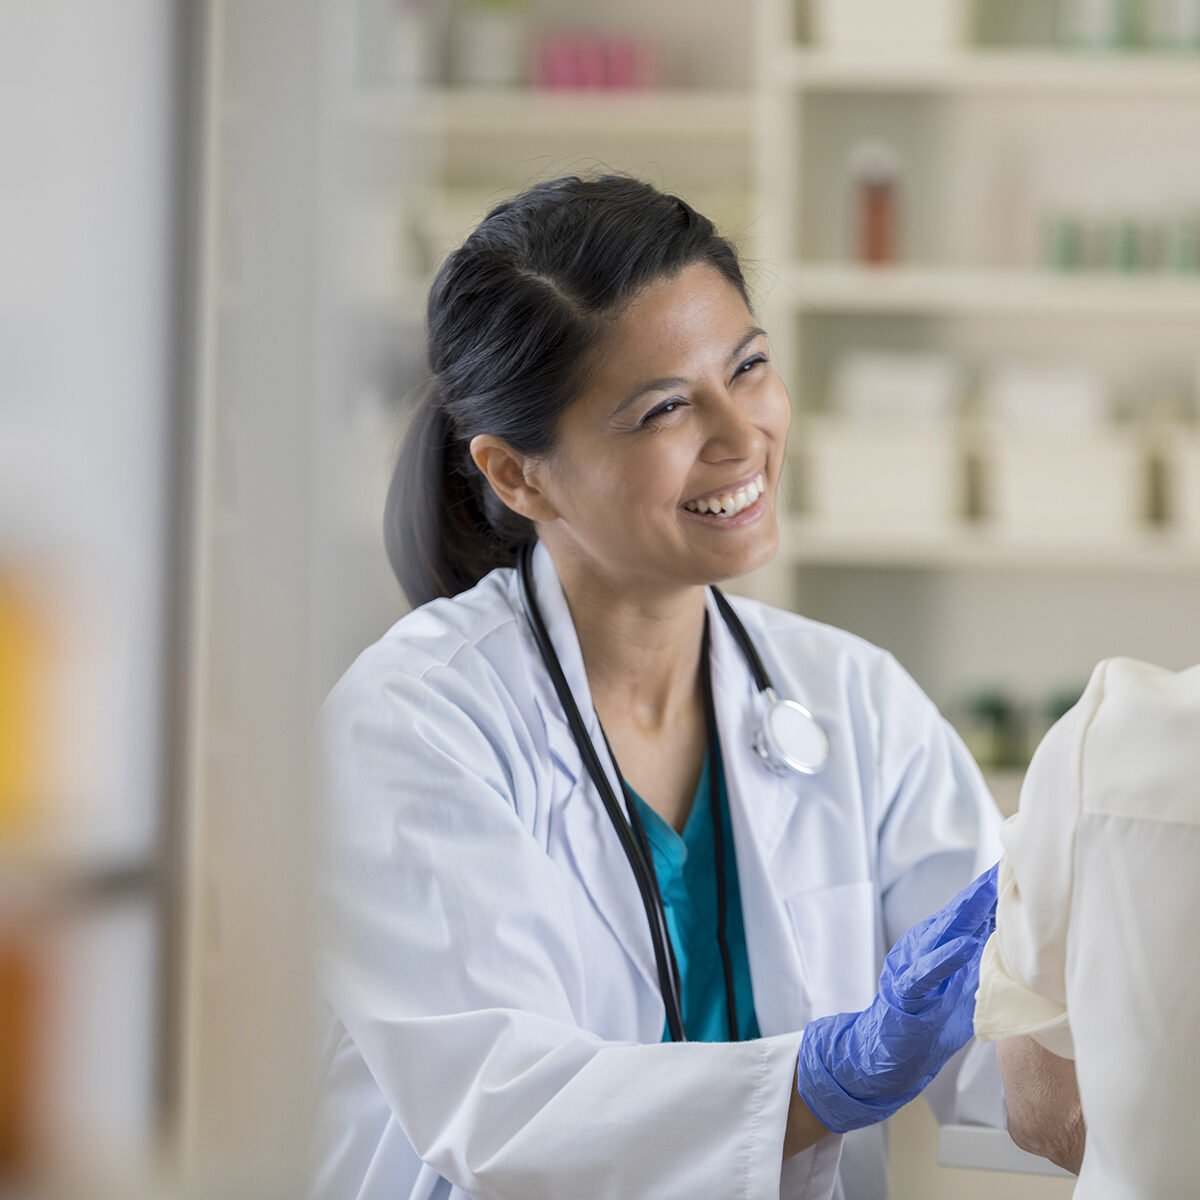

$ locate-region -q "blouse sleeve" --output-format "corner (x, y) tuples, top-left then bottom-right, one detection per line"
(972, 663), (1111, 1059)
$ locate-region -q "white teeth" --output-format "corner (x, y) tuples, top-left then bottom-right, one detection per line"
(683, 474), (768, 518)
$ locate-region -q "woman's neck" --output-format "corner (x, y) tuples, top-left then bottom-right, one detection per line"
(550, 554), (708, 732)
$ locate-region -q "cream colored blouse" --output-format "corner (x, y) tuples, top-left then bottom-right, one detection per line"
(975, 656), (1200, 1198)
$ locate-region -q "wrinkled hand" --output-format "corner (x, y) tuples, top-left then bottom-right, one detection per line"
(796, 863), (998, 1133)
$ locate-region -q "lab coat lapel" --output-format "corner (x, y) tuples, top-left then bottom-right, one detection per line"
(707, 591), (815, 1033)
(522, 543), (664, 1006)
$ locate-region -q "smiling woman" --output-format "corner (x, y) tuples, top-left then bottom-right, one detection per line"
(314, 175), (1006, 1200)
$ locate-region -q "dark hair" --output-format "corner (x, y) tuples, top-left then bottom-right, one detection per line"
(385, 174), (750, 608)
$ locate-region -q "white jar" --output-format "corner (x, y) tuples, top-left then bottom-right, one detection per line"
(453, 5), (524, 88)
(1145, 0), (1200, 49)
(810, 0), (968, 57)
(358, 0), (442, 88)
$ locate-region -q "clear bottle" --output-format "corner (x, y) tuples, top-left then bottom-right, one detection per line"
(1058, 0), (1134, 50)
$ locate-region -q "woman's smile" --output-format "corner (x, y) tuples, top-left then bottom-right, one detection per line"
(681, 471), (766, 520)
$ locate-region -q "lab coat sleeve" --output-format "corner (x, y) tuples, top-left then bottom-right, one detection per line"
(319, 656), (808, 1200)
(973, 664), (1109, 1059)
(867, 651), (1007, 1125)
(870, 651), (1004, 947)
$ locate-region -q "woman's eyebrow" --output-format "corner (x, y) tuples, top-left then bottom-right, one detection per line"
(609, 327), (768, 419)
(727, 327), (767, 368)
(610, 374), (689, 418)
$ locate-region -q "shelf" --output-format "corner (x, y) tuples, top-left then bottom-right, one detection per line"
(347, 87), (752, 140)
(777, 48), (1200, 95)
(782, 519), (1200, 573)
(0, 843), (155, 922)
(939, 1123), (1073, 1177)
(775, 263), (1200, 317)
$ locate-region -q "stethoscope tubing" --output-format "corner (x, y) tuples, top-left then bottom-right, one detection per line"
(516, 543), (688, 1041)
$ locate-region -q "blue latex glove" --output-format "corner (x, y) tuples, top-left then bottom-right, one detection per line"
(796, 863), (998, 1133)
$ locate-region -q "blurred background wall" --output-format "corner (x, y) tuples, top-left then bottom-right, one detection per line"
(1, 1), (183, 1193)
(2, 0), (1199, 1197)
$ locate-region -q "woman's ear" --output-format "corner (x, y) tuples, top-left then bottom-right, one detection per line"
(469, 435), (560, 523)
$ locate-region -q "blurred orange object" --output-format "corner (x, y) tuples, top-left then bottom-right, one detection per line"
(0, 574), (47, 840)
(0, 941), (39, 1178)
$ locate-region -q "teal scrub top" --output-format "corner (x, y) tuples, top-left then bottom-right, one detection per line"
(628, 743), (761, 1043)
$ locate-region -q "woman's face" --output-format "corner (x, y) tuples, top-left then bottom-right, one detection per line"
(532, 262), (791, 596)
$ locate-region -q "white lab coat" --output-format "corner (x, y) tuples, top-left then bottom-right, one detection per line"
(312, 542), (1004, 1200)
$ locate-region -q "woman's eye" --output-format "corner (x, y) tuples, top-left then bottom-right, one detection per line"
(735, 353), (768, 377)
(637, 399), (685, 428)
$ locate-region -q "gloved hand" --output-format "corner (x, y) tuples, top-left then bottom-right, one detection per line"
(796, 862), (998, 1133)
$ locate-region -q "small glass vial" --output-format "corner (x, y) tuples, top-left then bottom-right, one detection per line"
(849, 142), (900, 266)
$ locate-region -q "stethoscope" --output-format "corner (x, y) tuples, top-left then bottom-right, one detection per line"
(516, 543), (828, 1043)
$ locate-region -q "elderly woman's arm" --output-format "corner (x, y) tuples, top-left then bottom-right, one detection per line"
(995, 1035), (1085, 1175)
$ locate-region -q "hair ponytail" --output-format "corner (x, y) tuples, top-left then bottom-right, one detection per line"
(386, 174), (750, 608)
(385, 380), (533, 609)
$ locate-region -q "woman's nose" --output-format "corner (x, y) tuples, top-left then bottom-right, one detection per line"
(702, 391), (766, 464)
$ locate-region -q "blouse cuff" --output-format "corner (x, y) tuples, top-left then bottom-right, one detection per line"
(973, 932), (1075, 1060)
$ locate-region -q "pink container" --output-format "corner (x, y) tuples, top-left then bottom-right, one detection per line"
(574, 35), (606, 88)
(605, 36), (639, 88)
(534, 33), (578, 90)
(533, 30), (660, 90)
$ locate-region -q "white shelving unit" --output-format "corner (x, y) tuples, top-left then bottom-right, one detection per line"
(778, 263), (1200, 317)
(751, 2), (1200, 800)
(779, 48), (1200, 95)
(348, 86), (751, 140)
(782, 517), (1200, 573)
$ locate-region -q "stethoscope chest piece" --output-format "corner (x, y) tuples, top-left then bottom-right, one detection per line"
(756, 692), (829, 776)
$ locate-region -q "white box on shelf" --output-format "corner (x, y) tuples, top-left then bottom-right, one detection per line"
(982, 362), (1110, 430)
(800, 416), (963, 534)
(830, 350), (962, 423)
(1165, 432), (1200, 543)
(981, 426), (1146, 543)
(809, 0), (968, 57)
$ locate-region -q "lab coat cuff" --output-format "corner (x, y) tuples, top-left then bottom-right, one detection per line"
(745, 1032), (823, 1200)
(973, 932), (1075, 1059)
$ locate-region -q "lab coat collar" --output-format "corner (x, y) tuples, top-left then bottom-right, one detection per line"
(521, 540), (597, 783)
(705, 596), (797, 863)
(518, 541), (664, 1003)
(707, 590), (815, 1032)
